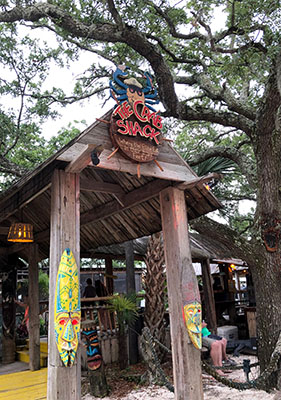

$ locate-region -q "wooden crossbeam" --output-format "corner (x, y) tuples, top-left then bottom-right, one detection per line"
(80, 178), (125, 196)
(65, 144), (99, 173)
(175, 173), (222, 190)
(80, 178), (171, 226)
(0, 243), (28, 256)
(0, 227), (9, 235)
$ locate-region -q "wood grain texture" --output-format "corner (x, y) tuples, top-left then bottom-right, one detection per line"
(28, 243), (40, 371)
(160, 187), (203, 400)
(47, 170), (81, 400)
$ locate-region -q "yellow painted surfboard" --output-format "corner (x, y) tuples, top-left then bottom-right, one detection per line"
(54, 248), (81, 367)
(183, 302), (202, 349)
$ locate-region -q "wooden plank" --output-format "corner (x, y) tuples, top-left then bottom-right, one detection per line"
(201, 259), (217, 334)
(0, 243), (27, 256)
(160, 187), (203, 400)
(0, 227), (9, 235)
(47, 170), (81, 400)
(0, 159), (66, 223)
(80, 179), (171, 226)
(105, 257), (114, 295)
(94, 149), (196, 182)
(80, 177), (125, 196)
(0, 368), (47, 400)
(65, 144), (98, 173)
(28, 243), (41, 371)
(176, 173), (222, 190)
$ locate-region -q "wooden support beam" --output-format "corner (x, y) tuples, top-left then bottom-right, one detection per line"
(28, 243), (40, 371)
(160, 187), (203, 400)
(175, 173), (222, 191)
(0, 243), (27, 256)
(81, 179), (171, 226)
(65, 144), (99, 173)
(0, 227), (9, 235)
(80, 177), (125, 196)
(47, 169), (80, 400)
(96, 149), (196, 181)
(201, 259), (217, 334)
(105, 257), (114, 296)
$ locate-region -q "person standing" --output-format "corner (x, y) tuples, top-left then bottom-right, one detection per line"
(15, 295), (29, 334)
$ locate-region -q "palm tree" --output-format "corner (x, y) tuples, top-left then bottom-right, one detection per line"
(143, 232), (166, 360)
(108, 294), (138, 370)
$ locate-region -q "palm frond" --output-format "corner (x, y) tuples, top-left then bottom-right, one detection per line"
(194, 157), (237, 176)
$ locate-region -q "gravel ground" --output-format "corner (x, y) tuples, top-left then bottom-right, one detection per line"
(82, 355), (281, 400)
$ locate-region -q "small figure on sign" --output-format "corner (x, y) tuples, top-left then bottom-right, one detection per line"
(110, 65), (159, 111)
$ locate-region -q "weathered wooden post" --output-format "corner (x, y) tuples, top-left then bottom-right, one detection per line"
(160, 187), (203, 400)
(201, 258), (217, 333)
(105, 257), (114, 295)
(47, 169), (81, 400)
(28, 243), (40, 370)
(2, 256), (17, 364)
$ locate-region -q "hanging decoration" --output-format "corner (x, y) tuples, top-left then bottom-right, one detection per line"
(183, 301), (202, 350)
(7, 222), (34, 243)
(54, 248), (81, 367)
(109, 65), (163, 165)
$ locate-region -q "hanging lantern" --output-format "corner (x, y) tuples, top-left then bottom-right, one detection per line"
(7, 223), (34, 243)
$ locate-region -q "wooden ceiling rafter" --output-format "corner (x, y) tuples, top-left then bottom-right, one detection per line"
(80, 176), (126, 207)
(80, 178), (172, 226)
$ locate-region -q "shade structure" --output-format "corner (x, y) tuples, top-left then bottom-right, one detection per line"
(7, 222), (34, 243)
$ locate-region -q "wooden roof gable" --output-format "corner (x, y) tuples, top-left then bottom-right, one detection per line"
(0, 110), (222, 262)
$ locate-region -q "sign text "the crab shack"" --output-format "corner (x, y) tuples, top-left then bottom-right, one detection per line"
(113, 100), (162, 145)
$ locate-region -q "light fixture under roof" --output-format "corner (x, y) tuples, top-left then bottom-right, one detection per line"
(7, 222), (34, 243)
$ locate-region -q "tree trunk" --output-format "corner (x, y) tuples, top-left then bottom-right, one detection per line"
(251, 60), (281, 388)
(88, 363), (108, 397)
(144, 232), (166, 361)
(125, 240), (138, 365)
(118, 327), (128, 370)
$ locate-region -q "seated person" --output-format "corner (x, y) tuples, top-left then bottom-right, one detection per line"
(202, 320), (235, 375)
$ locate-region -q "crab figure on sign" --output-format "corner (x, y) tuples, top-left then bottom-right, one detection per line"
(109, 65), (164, 166)
(110, 65), (159, 111)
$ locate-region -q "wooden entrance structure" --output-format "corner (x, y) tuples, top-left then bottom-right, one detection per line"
(0, 110), (221, 400)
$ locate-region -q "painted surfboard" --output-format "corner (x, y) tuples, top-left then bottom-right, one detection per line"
(54, 248), (81, 367)
(183, 301), (202, 349)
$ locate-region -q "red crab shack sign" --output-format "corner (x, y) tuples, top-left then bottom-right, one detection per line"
(109, 66), (163, 163)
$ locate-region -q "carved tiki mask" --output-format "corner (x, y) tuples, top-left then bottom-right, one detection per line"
(81, 325), (102, 370)
(183, 301), (202, 349)
(54, 248), (81, 367)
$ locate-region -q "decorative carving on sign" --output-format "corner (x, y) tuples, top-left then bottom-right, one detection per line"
(109, 65), (163, 164)
(54, 248), (81, 367)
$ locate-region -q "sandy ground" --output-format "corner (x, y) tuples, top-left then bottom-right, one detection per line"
(82, 355), (281, 400)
